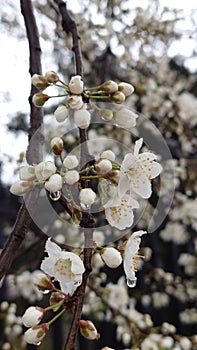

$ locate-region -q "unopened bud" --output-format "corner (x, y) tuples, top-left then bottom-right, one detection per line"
(79, 188), (96, 206)
(32, 93), (49, 107)
(64, 170), (79, 185)
(67, 95), (83, 110)
(100, 80), (118, 94)
(31, 74), (49, 90)
(100, 247), (122, 268)
(54, 105), (69, 123)
(45, 71), (59, 83)
(94, 159), (112, 174)
(63, 155), (79, 169)
(22, 307), (45, 328)
(80, 320), (100, 340)
(10, 180), (35, 196)
(35, 161), (56, 181)
(33, 273), (54, 292)
(68, 75), (84, 94)
(51, 137), (64, 155)
(110, 91), (125, 104)
(118, 82), (134, 96)
(114, 108), (138, 128)
(19, 165), (36, 181)
(50, 292), (66, 306)
(100, 150), (115, 162)
(24, 323), (49, 345)
(44, 174), (62, 193)
(74, 109), (91, 129)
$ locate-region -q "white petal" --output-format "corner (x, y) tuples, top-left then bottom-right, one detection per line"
(45, 238), (61, 257)
(132, 230), (147, 238)
(134, 138), (143, 156)
(128, 169), (152, 198)
(138, 153), (162, 178)
(62, 252), (85, 274)
(118, 173), (130, 198)
(59, 280), (77, 296)
(40, 257), (55, 277)
(121, 153), (135, 171)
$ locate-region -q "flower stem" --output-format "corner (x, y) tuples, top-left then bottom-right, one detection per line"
(47, 308), (66, 327)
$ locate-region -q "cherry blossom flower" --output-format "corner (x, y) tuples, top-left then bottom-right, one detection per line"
(123, 230), (147, 288)
(103, 193), (139, 230)
(118, 138), (162, 199)
(41, 238), (85, 296)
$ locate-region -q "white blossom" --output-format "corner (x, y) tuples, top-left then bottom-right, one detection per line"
(100, 247), (122, 268)
(114, 108), (138, 129)
(54, 105), (69, 123)
(22, 307), (45, 328)
(68, 75), (84, 94)
(44, 174), (62, 193)
(104, 193), (139, 230)
(35, 161), (56, 182)
(118, 138), (162, 199)
(45, 71), (59, 83)
(80, 320), (100, 340)
(123, 231), (147, 287)
(100, 80), (118, 93)
(41, 238), (85, 295)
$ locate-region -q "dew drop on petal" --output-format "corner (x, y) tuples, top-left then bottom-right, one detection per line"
(50, 190), (61, 201)
(126, 277), (137, 288)
(36, 342), (41, 346)
(81, 203), (90, 210)
(42, 289), (50, 295)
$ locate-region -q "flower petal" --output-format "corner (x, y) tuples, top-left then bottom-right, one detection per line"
(129, 170), (152, 198)
(118, 173), (130, 198)
(138, 153), (162, 178)
(134, 138), (143, 156)
(40, 257), (55, 277)
(45, 238), (61, 258)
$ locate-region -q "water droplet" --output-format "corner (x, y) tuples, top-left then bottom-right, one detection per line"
(42, 289), (50, 295)
(36, 342), (41, 346)
(74, 280), (81, 286)
(81, 203), (90, 211)
(50, 191), (61, 201)
(127, 277), (137, 288)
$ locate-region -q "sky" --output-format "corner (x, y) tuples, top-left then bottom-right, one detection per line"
(0, 0), (197, 184)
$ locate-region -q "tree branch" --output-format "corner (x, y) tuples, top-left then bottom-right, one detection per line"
(0, 0), (43, 282)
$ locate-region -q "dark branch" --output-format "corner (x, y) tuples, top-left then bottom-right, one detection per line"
(0, 0), (43, 282)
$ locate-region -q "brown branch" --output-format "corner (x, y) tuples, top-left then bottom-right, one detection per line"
(0, 0), (43, 282)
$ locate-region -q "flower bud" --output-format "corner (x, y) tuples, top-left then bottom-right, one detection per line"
(10, 180), (35, 196)
(110, 91), (125, 104)
(19, 165), (36, 181)
(100, 150), (115, 162)
(44, 174), (62, 193)
(51, 137), (64, 155)
(67, 95), (83, 110)
(45, 71), (59, 83)
(54, 105), (69, 123)
(101, 347), (115, 350)
(99, 109), (113, 121)
(107, 170), (120, 184)
(32, 93), (49, 107)
(68, 75), (84, 94)
(74, 109), (91, 129)
(50, 292), (66, 306)
(80, 320), (100, 340)
(22, 307), (45, 328)
(63, 155), (79, 169)
(35, 161), (56, 181)
(33, 272), (54, 292)
(31, 74), (49, 90)
(79, 188), (96, 206)
(118, 82), (134, 96)
(64, 170), (79, 185)
(94, 159), (112, 174)
(114, 108), (138, 128)
(100, 80), (118, 93)
(24, 323), (49, 345)
(100, 247), (122, 268)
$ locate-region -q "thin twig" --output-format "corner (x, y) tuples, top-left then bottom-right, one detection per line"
(0, 0), (43, 282)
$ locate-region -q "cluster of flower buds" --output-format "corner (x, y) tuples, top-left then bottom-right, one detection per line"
(32, 72), (136, 130)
